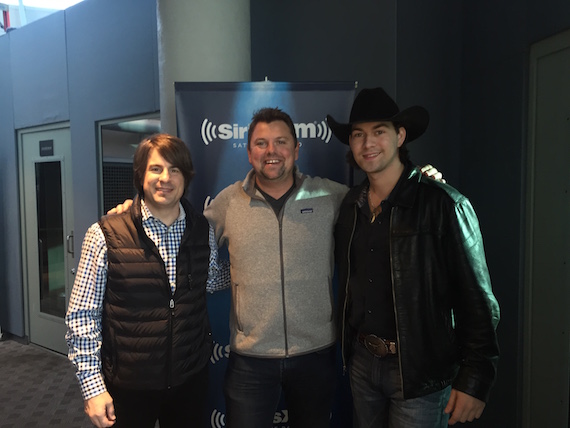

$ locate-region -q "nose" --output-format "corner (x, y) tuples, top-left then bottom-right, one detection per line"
(159, 169), (171, 181)
(363, 134), (374, 147)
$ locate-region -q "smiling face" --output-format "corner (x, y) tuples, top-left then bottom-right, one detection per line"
(348, 121), (406, 177)
(247, 120), (299, 192)
(142, 148), (185, 215)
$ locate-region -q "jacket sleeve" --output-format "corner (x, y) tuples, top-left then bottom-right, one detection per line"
(448, 197), (500, 402)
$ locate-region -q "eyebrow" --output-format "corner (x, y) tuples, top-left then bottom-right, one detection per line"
(148, 162), (177, 169)
(254, 135), (292, 142)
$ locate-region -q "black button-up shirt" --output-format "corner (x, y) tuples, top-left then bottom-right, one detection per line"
(347, 163), (412, 339)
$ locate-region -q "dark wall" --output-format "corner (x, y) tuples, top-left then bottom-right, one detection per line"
(250, 0), (462, 183)
(461, 3), (529, 427)
(251, 0), (396, 87)
(251, 1), (570, 426)
(462, 2), (570, 427)
(527, 0), (570, 43)
(395, 1), (463, 184)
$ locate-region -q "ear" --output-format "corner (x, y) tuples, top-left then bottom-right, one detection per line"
(247, 148), (253, 166)
(397, 127), (407, 147)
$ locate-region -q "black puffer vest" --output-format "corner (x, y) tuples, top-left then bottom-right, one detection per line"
(99, 196), (212, 390)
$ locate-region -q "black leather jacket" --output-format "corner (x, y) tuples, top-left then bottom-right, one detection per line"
(335, 166), (500, 402)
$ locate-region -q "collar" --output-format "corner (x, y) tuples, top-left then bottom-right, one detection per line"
(349, 162), (421, 209)
(242, 166), (305, 198)
(140, 198), (186, 225)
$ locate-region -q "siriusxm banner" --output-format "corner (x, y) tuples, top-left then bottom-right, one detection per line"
(175, 81), (356, 428)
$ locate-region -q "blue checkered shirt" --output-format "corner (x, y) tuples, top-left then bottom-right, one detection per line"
(65, 200), (229, 400)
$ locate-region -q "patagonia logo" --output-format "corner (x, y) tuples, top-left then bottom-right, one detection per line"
(300, 208), (314, 214)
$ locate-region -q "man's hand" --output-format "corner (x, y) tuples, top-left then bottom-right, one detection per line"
(84, 391), (116, 427)
(107, 199), (133, 215)
(445, 388), (486, 425)
(420, 164), (446, 183)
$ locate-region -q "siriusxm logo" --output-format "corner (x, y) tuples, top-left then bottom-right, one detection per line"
(200, 118), (332, 146)
(210, 409), (226, 428)
(210, 409), (291, 428)
(273, 410), (289, 425)
(210, 341), (231, 365)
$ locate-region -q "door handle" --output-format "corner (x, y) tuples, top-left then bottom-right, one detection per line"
(66, 232), (74, 257)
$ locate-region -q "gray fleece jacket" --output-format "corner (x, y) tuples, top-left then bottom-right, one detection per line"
(204, 168), (348, 358)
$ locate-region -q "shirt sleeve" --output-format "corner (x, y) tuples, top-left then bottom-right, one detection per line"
(206, 222), (231, 293)
(65, 222), (108, 400)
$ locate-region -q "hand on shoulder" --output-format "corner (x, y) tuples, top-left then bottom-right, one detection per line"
(420, 164), (446, 183)
(107, 199), (133, 215)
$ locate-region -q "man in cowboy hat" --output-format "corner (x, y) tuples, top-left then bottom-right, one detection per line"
(329, 88), (500, 427)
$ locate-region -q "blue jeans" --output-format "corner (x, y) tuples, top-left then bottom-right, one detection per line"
(350, 340), (451, 428)
(223, 346), (336, 428)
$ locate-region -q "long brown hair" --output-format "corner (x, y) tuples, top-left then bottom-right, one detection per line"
(132, 133), (195, 196)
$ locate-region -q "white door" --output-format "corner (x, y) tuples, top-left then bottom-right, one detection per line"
(524, 29), (570, 427)
(19, 125), (74, 354)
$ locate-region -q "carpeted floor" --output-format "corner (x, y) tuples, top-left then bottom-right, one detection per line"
(0, 336), (92, 427)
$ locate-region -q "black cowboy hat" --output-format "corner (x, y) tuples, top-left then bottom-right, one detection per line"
(326, 87), (429, 145)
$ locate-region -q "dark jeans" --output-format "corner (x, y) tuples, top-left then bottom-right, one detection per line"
(350, 340), (451, 428)
(223, 346), (336, 428)
(106, 364), (208, 428)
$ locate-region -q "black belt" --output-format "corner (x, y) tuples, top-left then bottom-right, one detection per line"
(357, 333), (397, 358)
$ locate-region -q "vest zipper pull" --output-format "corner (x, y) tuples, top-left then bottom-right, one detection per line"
(170, 298), (175, 309)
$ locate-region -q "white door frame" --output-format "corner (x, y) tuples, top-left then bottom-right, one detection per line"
(18, 122), (74, 354)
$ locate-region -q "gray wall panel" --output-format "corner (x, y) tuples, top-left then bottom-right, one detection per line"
(10, 11), (69, 128)
(65, 0), (159, 247)
(0, 0), (159, 338)
(66, 0), (159, 117)
(0, 34), (24, 336)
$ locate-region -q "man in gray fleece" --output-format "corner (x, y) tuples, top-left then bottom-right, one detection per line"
(204, 107), (347, 428)
(111, 108), (346, 426)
